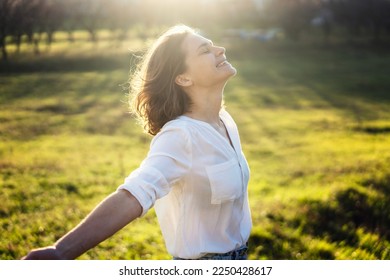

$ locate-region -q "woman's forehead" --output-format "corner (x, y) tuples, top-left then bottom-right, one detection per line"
(182, 33), (211, 53)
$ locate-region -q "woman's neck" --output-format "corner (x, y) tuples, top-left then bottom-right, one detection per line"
(184, 88), (223, 125)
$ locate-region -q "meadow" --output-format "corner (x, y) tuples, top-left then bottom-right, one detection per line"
(0, 30), (389, 259)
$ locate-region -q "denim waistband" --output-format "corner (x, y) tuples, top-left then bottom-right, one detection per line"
(174, 243), (248, 260)
(201, 243), (248, 260)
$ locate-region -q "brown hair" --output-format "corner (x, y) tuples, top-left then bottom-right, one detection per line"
(129, 25), (195, 136)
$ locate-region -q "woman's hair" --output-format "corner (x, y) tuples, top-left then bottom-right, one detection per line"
(129, 25), (195, 136)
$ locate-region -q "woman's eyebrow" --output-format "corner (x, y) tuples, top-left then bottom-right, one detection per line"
(197, 40), (213, 50)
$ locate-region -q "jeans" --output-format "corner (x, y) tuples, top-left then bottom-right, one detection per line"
(174, 243), (248, 260)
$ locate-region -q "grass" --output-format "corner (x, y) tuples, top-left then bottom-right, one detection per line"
(1, 33), (389, 260)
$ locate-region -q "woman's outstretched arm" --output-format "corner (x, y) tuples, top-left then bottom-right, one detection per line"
(22, 189), (142, 260)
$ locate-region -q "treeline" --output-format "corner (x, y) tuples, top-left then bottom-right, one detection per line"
(1, 0), (390, 61)
(262, 0), (390, 41)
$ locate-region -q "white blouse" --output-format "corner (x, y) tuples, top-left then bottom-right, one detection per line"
(118, 110), (252, 259)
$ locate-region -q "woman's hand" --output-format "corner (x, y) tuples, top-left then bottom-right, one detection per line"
(22, 246), (65, 260)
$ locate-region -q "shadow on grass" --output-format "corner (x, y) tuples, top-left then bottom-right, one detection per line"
(249, 173), (390, 259)
(249, 224), (335, 260)
(0, 52), (138, 74)
(297, 174), (390, 245)
(353, 126), (390, 134)
(230, 41), (390, 121)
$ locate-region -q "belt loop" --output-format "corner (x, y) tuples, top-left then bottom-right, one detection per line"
(232, 250), (237, 259)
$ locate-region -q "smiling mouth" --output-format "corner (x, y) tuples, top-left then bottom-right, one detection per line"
(216, 60), (229, 68)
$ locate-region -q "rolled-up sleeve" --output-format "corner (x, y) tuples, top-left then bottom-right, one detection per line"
(118, 125), (192, 216)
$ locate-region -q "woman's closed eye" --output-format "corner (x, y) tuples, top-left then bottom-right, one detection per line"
(198, 41), (213, 55)
(200, 47), (210, 54)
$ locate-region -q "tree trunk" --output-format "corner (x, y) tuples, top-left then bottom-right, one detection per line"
(15, 34), (22, 54)
(33, 33), (41, 55)
(67, 31), (74, 43)
(87, 28), (97, 42)
(0, 36), (8, 62)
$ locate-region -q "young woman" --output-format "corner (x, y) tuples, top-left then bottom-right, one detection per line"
(23, 25), (252, 260)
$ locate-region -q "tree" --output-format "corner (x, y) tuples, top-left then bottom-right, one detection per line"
(41, 0), (66, 48)
(104, 0), (138, 42)
(330, 0), (390, 42)
(0, 0), (15, 61)
(77, 0), (104, 42)
(263, 0), (317, 41)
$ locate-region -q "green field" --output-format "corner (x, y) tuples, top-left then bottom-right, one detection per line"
(1, 32), (389, 259)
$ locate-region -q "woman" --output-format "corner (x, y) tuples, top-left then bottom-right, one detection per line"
(23, 25), (252, 260)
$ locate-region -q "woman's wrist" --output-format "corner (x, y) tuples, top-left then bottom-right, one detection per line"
(22, 245), (65, 260)
(54, 237), (86, 260)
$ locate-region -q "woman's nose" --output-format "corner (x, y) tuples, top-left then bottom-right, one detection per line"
(215, 46), (225, 56)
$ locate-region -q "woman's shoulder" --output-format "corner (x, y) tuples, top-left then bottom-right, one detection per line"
(153, 117), (192, 141)
(162, 116), (191, 131)
(150, 117), (192, 150)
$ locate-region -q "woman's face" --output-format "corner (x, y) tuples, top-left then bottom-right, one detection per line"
(179, 33), (236, 89)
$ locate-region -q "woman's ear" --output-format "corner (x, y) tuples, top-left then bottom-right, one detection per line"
(175, 74), (193, 87)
